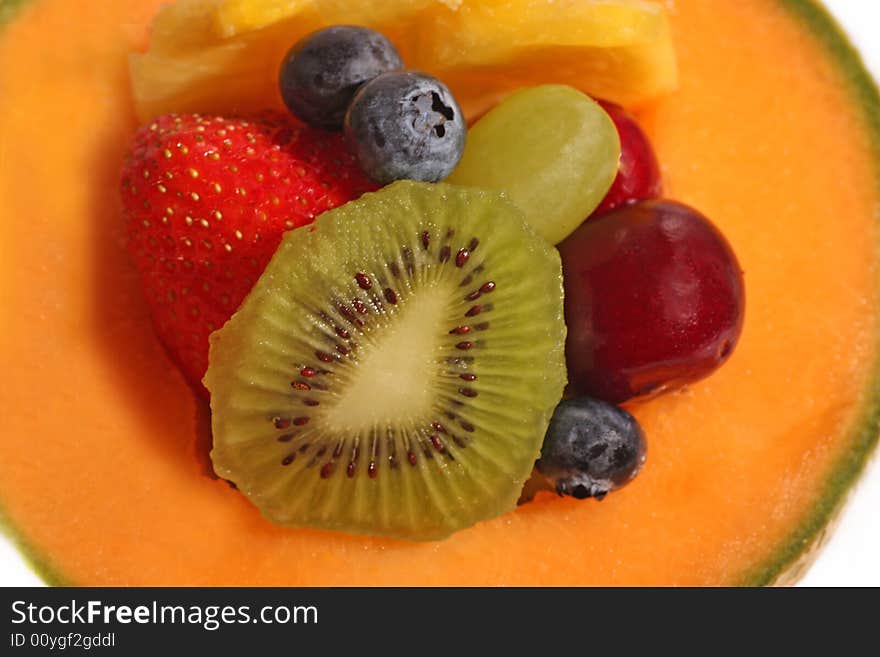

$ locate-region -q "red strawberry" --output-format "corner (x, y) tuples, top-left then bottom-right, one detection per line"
(121, 111), (378, 393)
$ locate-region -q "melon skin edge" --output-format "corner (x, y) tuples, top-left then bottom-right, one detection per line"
(736, 0), (880, 587)
(0, 0), (74, 588)
(0, 0), (878, 586)
(0, 0), (28, 25)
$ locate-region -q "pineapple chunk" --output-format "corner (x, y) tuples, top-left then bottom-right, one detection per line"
(213, 0), (317, 37)
(213, 0), (454, 38)
(130, 0), (677, 121)
(415, 0), (678, 110)
(148, 0), (228, 53)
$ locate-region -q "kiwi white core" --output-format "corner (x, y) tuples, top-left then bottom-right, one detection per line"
(321, 283), (451, 434)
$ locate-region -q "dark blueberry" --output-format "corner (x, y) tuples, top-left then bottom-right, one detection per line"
(344, 71), (466, 183)
(279, 26), (403, 129)
(536, 397), (646, 500)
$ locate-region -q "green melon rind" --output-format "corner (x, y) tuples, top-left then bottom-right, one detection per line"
(736, 0), (880, 587)
(0, 0), (28, 26)
(0, 0), (877, 585)
(0, 512), (69, 586)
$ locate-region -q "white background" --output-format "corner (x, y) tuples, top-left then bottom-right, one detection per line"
(1, 0), (879, 587)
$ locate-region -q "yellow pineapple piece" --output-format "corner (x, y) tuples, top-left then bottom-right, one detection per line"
(213, 0), (454, 38)
(148, 0), (227, 53)
(131, 32), (295, 120)
(131, 0), (323, 120)
(213, 0), (317, 38)
(411, 0), (677, 110)
(130, 0), (677, 121)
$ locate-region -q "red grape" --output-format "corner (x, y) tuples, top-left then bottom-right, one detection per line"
(559, 200), (745, 403)
(592, 100), (662, 217)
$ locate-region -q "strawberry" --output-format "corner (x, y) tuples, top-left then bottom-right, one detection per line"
(121, 111), (378, 392)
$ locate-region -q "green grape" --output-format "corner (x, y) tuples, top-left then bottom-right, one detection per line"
(448, 85), (621, 244)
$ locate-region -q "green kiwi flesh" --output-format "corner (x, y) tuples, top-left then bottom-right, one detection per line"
(205, 181), (567, 540)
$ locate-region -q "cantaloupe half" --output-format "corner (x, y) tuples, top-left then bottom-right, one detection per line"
(0, 0), (878, 585)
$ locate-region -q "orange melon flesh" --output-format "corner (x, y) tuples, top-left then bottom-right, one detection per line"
(0, 0), (878, 585)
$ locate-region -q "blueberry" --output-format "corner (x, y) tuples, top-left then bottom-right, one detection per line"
(536, 397), (646, 500)
(279, 26), (403, 130)
(344, 71), (466, 183)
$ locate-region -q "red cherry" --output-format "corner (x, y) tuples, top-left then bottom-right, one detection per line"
(591, 100), (662, 217)
(558, 200), (745, 403)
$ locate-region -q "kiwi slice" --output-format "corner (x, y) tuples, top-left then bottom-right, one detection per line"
(206, 181), (566, 540)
